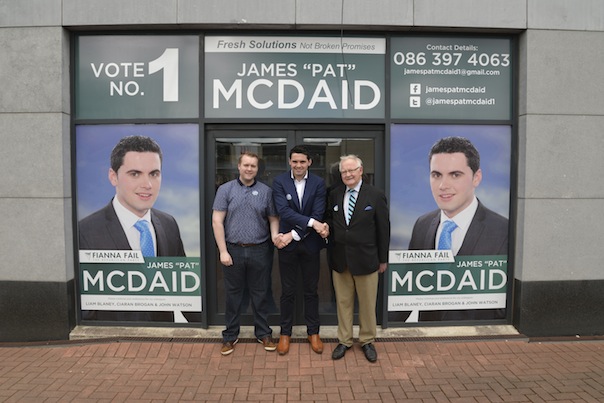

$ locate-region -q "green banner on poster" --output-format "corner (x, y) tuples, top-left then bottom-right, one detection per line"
(79, 252), (202, 312)
(388, 252), (507, 312)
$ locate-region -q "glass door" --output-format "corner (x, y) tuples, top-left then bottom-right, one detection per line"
(206, 125), (384, 328)
(295, 132), (382, 326)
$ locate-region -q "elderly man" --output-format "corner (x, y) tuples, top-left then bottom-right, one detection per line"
(326, 154), (390, 363)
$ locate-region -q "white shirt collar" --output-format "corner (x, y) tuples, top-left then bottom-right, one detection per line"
(290, 170), (309, 182)
(439, 196), (478, 231)
(347, 179), (362, 193)
(112, 196), (152, 229)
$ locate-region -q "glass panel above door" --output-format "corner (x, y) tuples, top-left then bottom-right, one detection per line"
(215, 137), (288, 188)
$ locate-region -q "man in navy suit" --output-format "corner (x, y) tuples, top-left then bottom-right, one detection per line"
(326, 155), (390, 363)
(272, 145), (329, 355)
(408, 136), (508, 321)
(78, 135), (186, 322)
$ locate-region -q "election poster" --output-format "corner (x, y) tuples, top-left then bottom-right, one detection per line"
(388, 124), (511, 322)
(75, 124), (202, 323)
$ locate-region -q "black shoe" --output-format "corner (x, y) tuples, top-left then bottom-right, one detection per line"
(362, 343), (377, 362)
(331, 343), (350, 360)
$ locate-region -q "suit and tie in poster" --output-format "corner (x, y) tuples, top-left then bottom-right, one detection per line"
(388, 125), (511, 323)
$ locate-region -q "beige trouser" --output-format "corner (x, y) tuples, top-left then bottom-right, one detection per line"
(332, 269), (378, 346)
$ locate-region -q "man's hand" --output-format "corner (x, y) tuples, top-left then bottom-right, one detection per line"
(378, 262), (388, 274)
(220, 251), (233, 266)
(273, 232), (293, 249)
(313, 221), (330, 238)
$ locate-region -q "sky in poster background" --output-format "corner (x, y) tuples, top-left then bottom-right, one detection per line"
(390, 124), (511, 250)
(76, 124), (200, 257)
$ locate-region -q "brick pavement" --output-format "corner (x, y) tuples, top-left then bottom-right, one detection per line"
(1, 337), (604, 402)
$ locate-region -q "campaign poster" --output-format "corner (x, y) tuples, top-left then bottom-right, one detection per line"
(75, 124), (202, 323)
(388, 124), (511, 323)
(205, 35), (385, 119)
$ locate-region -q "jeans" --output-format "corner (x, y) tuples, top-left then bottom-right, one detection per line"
(222, 241), (274, 342)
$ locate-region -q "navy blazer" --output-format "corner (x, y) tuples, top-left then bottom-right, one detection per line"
(272, 171), (327, 253)
(326, 182), (390, 276)
(78, 200), (186, 257)
(408, 201), (508, 255)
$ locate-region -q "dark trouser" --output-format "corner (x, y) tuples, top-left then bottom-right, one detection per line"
(222, 241), (273, 342)
(278, 242), (320, 336)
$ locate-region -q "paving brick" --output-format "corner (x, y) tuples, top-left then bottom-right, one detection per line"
(1, 339), (604, 402)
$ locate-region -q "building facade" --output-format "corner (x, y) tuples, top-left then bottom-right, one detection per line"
(1, 0), (603, 342)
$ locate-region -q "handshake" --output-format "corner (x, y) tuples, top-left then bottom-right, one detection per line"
(273, 221), (329, 249)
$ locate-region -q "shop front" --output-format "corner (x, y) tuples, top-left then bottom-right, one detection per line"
(73, 33), (515, 329)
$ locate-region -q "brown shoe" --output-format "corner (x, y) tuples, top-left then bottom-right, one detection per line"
(308, 334), (323, 354)
(277, 335), (291, 355)
(257, 336), (277, 351)
(220, 339), (238, 356)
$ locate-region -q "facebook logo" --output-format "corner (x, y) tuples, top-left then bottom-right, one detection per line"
(410, 83), (421, 95)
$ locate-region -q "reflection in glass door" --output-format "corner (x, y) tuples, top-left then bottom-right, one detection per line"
(207, 127), (383, 327)
(215, 137), (289, 188)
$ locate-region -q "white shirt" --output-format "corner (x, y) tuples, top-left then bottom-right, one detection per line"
(292, 170), (307, 208)
(112, 197), (157, 255)
(290, 171), (315, 241)
(435, 196), (478, 255)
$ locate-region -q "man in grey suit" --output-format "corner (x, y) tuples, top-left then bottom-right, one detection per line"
(326, 155), (390, 363)
(408, 136), (508, 321)
(78, 135), (186, 322)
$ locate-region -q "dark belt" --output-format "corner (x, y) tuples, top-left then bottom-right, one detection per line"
(228, 241), (267, 247)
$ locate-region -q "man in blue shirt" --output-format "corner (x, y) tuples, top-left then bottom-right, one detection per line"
(212, 151), (280, 356)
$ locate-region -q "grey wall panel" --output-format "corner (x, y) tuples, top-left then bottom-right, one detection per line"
(0, 27), (65, 113)
(517, 116), (527, 201)
(297, 0), (413, 27)
(522, 115), (604, 199)
(179, 0), (295, 25)
(515, 198), (604, 282)
(296, 0), (345, 26)
(0, 0), (62, 28)
(0, 198), (74, 282)
(524, 30), (604, 115)
(414, 0), (527, 29)
(343, 0), (413, 26)
(528, 0), (604, 31)
(0, 113), (70, 198)
(63, 0), (178, 26)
